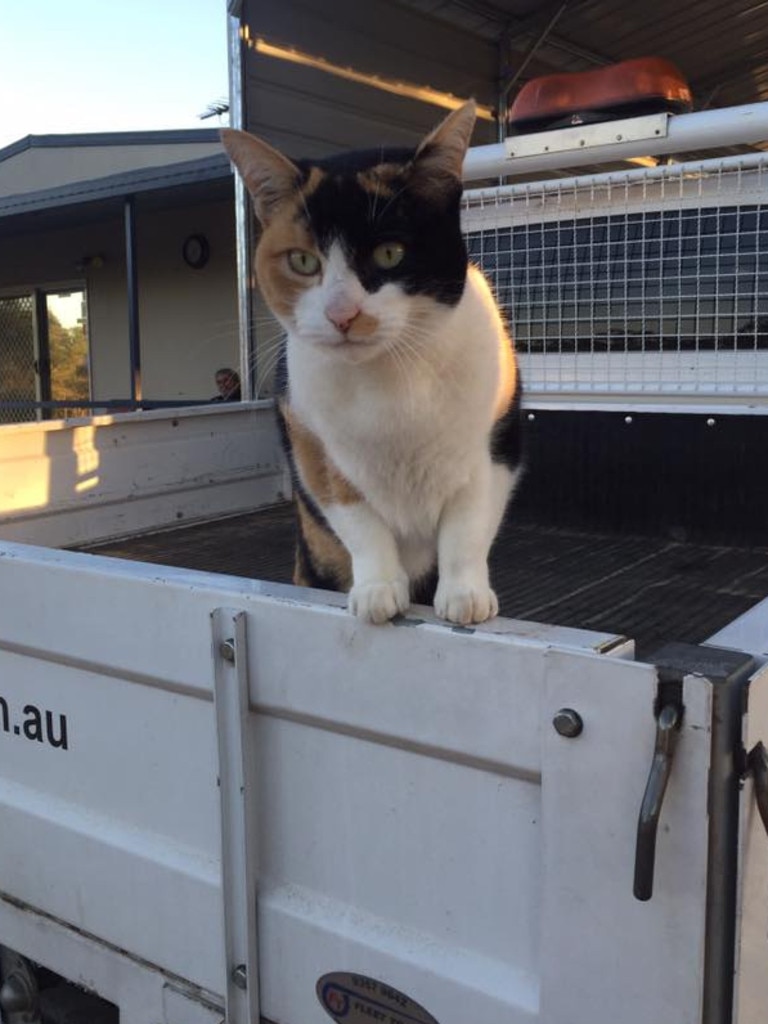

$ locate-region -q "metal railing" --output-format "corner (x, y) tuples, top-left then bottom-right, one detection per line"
(0, 398), (222, 425)
(462, 153), (768, 406)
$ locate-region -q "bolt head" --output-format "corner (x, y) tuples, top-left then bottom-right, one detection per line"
(553, 708), (583, 738)
(219, 639), (236, 663)
(232, 964), (247, 990)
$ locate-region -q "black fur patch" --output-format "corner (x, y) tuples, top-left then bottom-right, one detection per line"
(294, 529), (344, 591)
(295, 149), (467, 307)
(491, 372), (525, 472)
(411, 568), (438, 607)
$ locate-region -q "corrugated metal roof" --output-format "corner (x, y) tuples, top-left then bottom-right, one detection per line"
(0, 154), (232, 230)
(396, 0), (768, 111)
(0, 129), (223, 165)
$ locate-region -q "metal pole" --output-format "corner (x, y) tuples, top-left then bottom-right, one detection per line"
(212, 608), (261, 1024)
(463, 101), (768, 181)
(228, 11), (255, 401)
(124, 196), (142, 405)
(33, 289), (51, 420)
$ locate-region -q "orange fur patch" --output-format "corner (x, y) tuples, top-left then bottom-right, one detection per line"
(254, 168), (328, 319)
(346, 311), (380, 340)
(355, 164), (400, 197)
(281, 401), (361, 507)
(255, 215), (315, 319)
(294, 495), (352, 590)
(302, 166), (326, 199)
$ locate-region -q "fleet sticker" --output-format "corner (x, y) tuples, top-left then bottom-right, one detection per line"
(316, 973), (440, 1024)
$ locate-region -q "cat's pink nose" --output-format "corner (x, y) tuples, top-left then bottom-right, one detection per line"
(325, 297), (361, 334)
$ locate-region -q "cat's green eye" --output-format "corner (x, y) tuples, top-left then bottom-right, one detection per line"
(287, 249), (321, 276)
(372, 242), (405, 270)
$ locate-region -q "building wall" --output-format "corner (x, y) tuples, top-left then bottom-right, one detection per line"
(0, 195), (238, 404)
(136, 198), (239, 402)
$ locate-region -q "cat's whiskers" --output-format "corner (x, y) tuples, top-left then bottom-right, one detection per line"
(393, 344), (450, 406)
(394, 326), (463, 397)
(374, 321), (446, 412)
(383, 332), (419, 418)
(190, 313), (284, 355)
(295, 184), (315, 236)
(365, 146), (390, 225)
(368, 179), (379, 225)
(369, 169), (384, 226)
(252, 333), (287, 396)
(372, 180), (410, 225)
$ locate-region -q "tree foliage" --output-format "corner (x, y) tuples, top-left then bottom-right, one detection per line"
(48, 312), (89, 407)
(0, 300), (89, 423)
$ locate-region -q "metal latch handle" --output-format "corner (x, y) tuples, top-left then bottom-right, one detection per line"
(634, 703), (682, 902)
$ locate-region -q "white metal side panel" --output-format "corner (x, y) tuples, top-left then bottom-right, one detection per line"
(0, 542), (718, 1023)
(734, 664), (768, 1024)
(541, 662), (712, 1024)
(236, 603), (714, 1024)
(0, 546), (230, 995)
(0, 542), (626, 1011)
(0, 401), (284, 548)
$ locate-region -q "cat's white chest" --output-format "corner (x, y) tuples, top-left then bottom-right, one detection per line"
(341, 406), (474, 535)
(300, 375), (462, 529)
(288, 271), (502, 539)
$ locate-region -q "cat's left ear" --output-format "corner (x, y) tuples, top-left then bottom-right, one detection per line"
(410, 100), (477, 199)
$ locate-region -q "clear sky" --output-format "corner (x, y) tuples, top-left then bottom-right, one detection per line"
(0, 0), (230, 151)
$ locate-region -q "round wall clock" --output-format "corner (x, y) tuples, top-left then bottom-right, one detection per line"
(182, 233), (210, 269)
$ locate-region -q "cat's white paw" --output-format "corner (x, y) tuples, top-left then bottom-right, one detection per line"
(434, 581), (499, 625)
(348, 578), (410, 624)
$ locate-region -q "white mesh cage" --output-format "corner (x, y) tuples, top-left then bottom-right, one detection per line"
(462, 153), (768, 408)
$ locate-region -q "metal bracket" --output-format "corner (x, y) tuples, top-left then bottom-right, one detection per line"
(634, 642), (756, 903)
(638, 642), (755, 1024)
(212, 609), (260, 1024)
(746, 741), (768, 837)
(505, 111), (669, 160)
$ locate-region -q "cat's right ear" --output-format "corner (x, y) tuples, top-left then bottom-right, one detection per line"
(220, 129), (300, 225)
(409, 100), (477, 203)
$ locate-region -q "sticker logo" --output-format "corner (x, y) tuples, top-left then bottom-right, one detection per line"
(316, 973), (440, 1024)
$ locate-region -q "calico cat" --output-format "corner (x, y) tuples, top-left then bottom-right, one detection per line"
(221, 101), (523, 625)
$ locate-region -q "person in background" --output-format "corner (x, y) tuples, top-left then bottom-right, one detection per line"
(212, 368), (242, 402)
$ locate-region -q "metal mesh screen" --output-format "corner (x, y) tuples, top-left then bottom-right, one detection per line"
(463, 153), (768, 404)
(0, 295), (37, 424)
